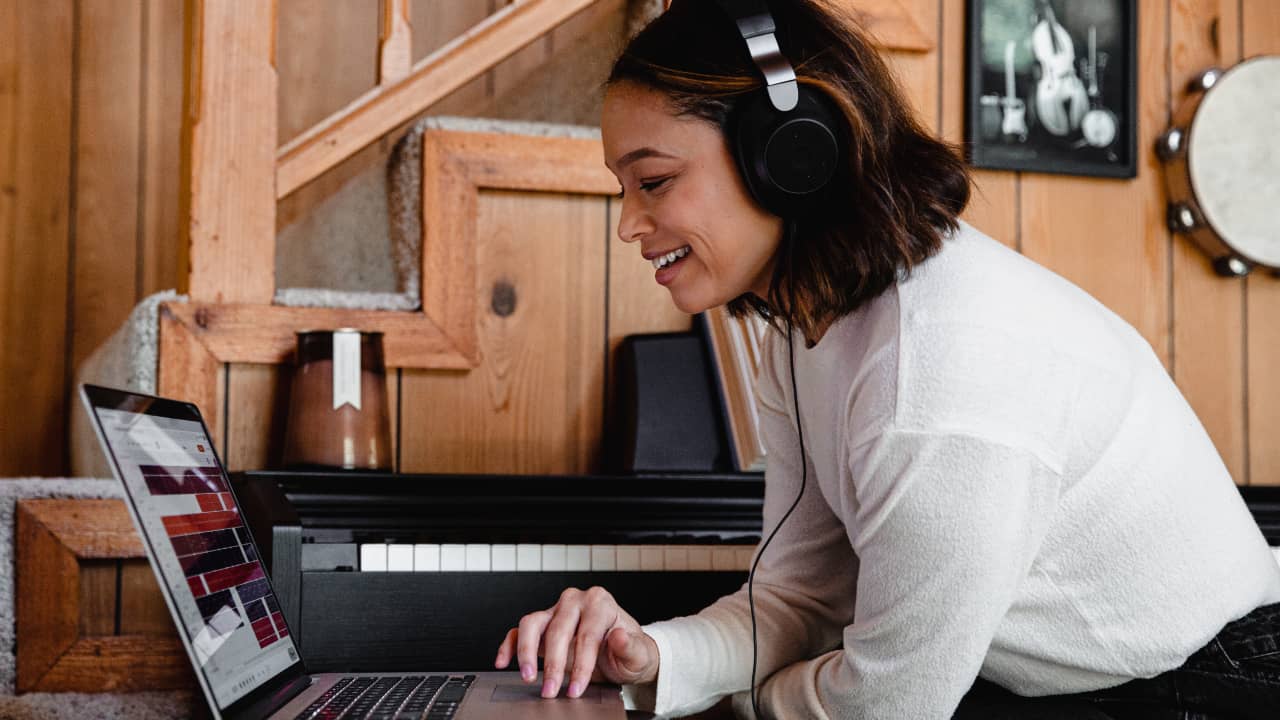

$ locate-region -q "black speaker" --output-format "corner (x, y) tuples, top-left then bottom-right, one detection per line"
(612, 332), (729, 473)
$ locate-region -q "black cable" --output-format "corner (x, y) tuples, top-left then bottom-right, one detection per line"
(749, 222), (809, 720)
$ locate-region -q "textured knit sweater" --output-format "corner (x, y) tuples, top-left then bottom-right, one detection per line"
(624, 221), (1280, 719)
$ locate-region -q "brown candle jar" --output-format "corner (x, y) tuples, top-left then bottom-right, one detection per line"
(281, 329), (392, 471)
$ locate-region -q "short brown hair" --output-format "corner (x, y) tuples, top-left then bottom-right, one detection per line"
(608, 0), (970, 343)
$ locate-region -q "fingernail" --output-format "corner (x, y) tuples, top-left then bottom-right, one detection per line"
(520, 664), (534, 681)
(568, 681), (583, 698)
(542, 679), (557, 697)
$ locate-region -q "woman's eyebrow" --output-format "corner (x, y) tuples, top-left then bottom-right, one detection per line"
(614, 147), (678, 171)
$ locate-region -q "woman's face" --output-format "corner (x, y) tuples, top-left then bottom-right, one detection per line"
(602, 81), (784, 314)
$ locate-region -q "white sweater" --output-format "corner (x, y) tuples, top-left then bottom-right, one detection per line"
(625, 222), (1280, 719)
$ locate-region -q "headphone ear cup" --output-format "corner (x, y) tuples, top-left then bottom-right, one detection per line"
(731, 86), (841, 217)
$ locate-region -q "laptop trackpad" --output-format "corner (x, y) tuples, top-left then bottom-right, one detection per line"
(491, 684), (604, 703)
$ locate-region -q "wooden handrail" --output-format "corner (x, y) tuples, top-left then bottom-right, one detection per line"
(276, 0), (598, 199)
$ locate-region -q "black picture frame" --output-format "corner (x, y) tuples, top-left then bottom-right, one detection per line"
(965, 0), (1137, 178)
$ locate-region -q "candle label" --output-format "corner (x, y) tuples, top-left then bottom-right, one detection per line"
(333, 332), (363, 410)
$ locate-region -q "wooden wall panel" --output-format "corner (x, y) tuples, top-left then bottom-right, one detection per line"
(1169, 0), (1246, 483)
(71, 0), (143, 373)
(410, 0), (492, 116)
(140, 0), (187, 298)
(937, 0), (1019, 249)
(883, 0), (940, 132)
(1243, 0), (1280, 485)
(0, 0), (74, 476)
(1019, 1), (1171, 365)
(277, 0), (380, 144)
(400, 191), (606, 475)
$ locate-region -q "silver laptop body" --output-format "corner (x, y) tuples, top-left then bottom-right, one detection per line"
(81, 384), (626, 720)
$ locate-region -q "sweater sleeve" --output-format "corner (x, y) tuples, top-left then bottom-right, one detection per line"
(750, 428), (1062, 719)
(624, 338), (860, 718)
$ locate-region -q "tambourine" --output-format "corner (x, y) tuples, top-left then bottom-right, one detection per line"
(1157, 56), (1280, 277)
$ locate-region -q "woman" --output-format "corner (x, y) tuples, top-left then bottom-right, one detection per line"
(493, 1), (1280, 717)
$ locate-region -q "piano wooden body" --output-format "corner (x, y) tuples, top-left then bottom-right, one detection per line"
(231, 471), (764, 672)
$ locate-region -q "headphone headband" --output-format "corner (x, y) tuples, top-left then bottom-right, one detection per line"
(714, 0), (798, 111)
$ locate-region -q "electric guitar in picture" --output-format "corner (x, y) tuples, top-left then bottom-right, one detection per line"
(1000, 40), (1028, 141)
(1032, 0), (1088, 136)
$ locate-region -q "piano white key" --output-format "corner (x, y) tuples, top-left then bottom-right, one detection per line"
(640, 546), (665, 571)
(413, 544), (440, 572)
(516, 544), (541, 571)
(687, 546), (712, 571)
(360, 544), (387, 572)
(466, 544), (491, 571)
(591, 546), (616, 571)
(441, 544), (467, 571)
(664, 546), (688, 571)
(712, 548), (738, 571)
(542, 544), (567, 571)
(615, 545), (640, 571)
(492, 544), (517, 571)
(387, 544), (414, 572)
(736, 547), (755, 571)
(566, 545), (591, 571)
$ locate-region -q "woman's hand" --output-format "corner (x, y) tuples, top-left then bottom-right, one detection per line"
(493, 586), (660, 698)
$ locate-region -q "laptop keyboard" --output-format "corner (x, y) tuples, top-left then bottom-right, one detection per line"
(294, 674), (475, 720)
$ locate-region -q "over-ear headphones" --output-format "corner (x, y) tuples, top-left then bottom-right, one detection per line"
(714, 0), (842, 218)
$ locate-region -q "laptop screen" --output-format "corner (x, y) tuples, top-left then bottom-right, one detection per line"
(83, 386), (302, 710)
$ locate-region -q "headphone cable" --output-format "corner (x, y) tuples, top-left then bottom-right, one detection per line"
(749, 223), (809, 720)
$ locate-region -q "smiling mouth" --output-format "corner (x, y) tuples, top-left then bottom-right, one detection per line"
(652, 245), (691, 270)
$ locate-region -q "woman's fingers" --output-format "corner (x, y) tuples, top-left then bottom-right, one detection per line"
(515, 609), (553, 682)
(539, 592), (584, 697)
(566, 587), (618, 697)
(493, 627), (518, 669)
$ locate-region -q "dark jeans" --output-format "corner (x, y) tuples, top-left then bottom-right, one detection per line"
(952, 602), (1280, 720)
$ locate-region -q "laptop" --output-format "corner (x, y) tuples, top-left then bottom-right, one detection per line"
(81, 383), (628, 720)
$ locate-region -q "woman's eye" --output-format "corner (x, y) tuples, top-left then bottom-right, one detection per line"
(640, 177), (670, 192)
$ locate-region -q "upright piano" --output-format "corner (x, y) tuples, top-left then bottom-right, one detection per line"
(232, 471), (764, 672)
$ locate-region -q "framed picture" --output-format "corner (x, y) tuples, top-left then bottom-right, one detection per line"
(966, 0), (1137, 178)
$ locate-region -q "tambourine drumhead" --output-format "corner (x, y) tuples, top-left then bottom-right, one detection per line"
(1188, 56), (1280, 267)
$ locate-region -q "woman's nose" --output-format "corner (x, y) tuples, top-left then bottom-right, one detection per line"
(616, 197), (653, 244)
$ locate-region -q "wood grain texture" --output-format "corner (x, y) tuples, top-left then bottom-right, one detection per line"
(400, 190), (607, 474)
(277, 0), (378, 144)
(1243, 0), (1280, 484)
(409, 0), (491, 116)
(71, 0), (143, 374)
(140, 0), (188, 297)
(1020, 0), (1170, 364)
(850, 0), (934, 53)
(159, 302), (225, 450)
(881, 0), (939, 133)
(16, 500), (190, 692)
(0, 0), (74, 476)
(1169, 0), (1246, 483)
(225, 363), (289, 472)
(30, 635), (191, 692)
(79, 560), (118, 636)
(162, 302), (475, 368)
(276, 0), (598, 198)
(380, 0), (413, 85)
(16, 501), (80, 691)
(937, 0), (1019, 248)
(119, 559), (174, 635)
(182, 0), (277, 303)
